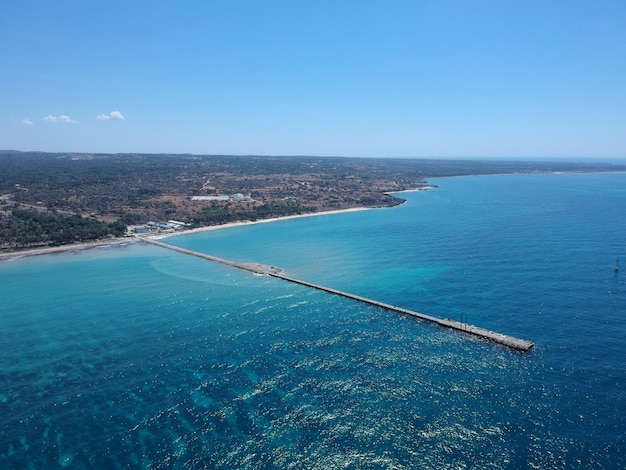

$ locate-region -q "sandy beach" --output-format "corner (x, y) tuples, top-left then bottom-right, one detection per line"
(0, 238), (141, 261)
(0, 207), (372, 261)
(151, 207), (371, 240)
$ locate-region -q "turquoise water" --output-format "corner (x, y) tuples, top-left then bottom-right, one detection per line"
(1, 173), (625, 468)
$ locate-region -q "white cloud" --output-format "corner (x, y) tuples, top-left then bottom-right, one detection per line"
(96, 110), (125, 121)
(43, 114), (78, 124)
(19, 118), (34, 125)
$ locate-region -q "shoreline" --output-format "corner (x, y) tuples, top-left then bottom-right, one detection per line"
(0, 238), (141, 261)
(0, 185), (439, 261)
(152, 207), (372, 241)
(385, 185), (437, 195)
(0, 206), (377, 261)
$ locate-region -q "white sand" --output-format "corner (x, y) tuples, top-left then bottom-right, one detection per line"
(0, 207), (372, 260)
(0, 238), (139, 260)
(152, 207), (371, 240)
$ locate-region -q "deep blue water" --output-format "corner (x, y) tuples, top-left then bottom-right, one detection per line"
(1, 173), (625, 469)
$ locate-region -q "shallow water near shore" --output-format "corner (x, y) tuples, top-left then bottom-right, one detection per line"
(1, 173), (625, 468)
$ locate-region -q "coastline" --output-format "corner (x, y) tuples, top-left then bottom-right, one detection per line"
(152, 207), (372, 241)
(385, 184), (437, 195)
(0, 238), (141, 261)
(0, 206), (374, 261)
(0, 184), (440, 261)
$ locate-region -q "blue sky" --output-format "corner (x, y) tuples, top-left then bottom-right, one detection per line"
(1, 0), (625, 158)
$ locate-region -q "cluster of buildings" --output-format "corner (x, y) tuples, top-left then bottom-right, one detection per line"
(128, 220), (190, 235)
(128, 193), (252, 236)
(191, 193), (251, 202)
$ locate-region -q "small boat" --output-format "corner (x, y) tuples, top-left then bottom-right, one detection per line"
(615, 258), (619, 273)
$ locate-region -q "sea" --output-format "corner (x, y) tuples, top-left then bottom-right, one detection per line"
(1, 172), (625, 469)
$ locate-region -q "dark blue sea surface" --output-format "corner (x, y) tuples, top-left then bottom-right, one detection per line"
(1, 173), (625, 468)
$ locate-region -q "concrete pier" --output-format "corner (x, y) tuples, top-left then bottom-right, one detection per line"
(139, 237), (534, 352)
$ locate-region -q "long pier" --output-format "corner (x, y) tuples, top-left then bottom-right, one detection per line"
(140, 237), (534, 352)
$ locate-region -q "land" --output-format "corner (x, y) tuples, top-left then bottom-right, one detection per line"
(0, 209), (370, 260)
(2, 150), (625, 253)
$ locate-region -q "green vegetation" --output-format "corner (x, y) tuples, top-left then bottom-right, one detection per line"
(2, 150), (625, 252)
(3, 209), (124, 248)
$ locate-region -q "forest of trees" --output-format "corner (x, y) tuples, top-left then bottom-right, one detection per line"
(2, 209), (125, 248)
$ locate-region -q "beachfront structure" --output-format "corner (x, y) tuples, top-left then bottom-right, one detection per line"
(168, 220), (190, 227)
(128, 221), (182, 235)
(131, 225), (149, 234)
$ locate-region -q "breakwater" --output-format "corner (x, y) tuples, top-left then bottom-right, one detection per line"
(139, 236), (534, 352)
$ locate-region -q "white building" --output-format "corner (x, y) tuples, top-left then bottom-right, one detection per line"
(191, 196), (229, 201)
